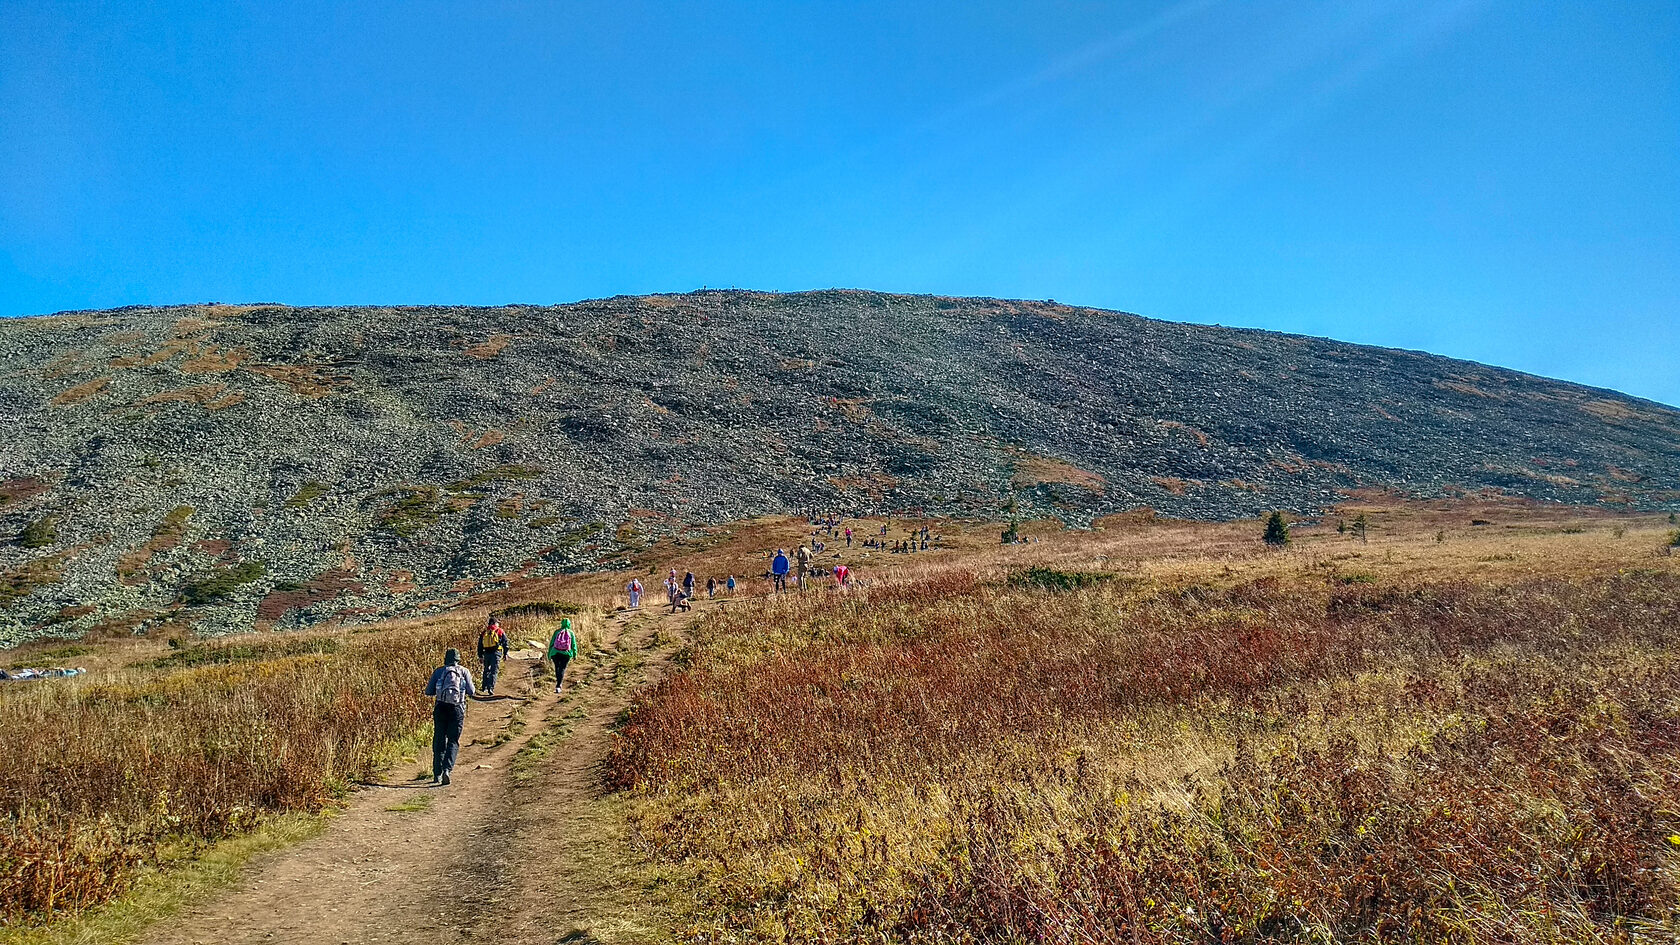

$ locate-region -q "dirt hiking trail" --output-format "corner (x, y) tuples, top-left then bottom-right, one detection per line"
(141, 602), (692, 945)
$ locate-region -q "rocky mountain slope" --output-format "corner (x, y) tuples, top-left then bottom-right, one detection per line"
(3, 290), (1677, 644)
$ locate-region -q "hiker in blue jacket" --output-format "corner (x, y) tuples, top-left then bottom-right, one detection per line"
(423, 648), (477, 785)
(771, 549), (790, 592)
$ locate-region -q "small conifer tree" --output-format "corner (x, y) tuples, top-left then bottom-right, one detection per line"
(1263, 511), (1290, 547)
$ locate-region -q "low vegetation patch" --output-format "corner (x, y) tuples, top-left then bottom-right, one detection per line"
(141, 635), (341, 670)
(377, 486), (448, 536)
(0, 552), (71, 607)
(447, 464), (544, 493)
(493, 600), (583, 620)
(178, 561), (266, 605)
(283, 481), (331, 508)
(116, 506), (195, 582)
(1005, 565), (1112, 592)
(16, 516), (57, 549)
(10, 644), (92, 667)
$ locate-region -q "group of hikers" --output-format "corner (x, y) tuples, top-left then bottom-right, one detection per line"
(626, 569), (741, 614)
(422, 614), (576, 786)
(767, 543), (855, 591)
(424, 512), (919, 785)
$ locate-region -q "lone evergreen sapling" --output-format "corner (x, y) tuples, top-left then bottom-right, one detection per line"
(1263, 511), (1290, 547)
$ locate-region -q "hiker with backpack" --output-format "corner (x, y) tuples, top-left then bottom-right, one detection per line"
(476, 616), (509, 696)
(423, 648), (477, 785)
(627, 577), (642, 609)
(547, 618), (578, 695)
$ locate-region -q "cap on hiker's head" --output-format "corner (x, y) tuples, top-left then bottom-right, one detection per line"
(487, 615), (499, 626)
(445, 648), (460, 665)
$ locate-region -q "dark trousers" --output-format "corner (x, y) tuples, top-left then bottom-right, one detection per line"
(552, 654), (571, 690)
(480, 651), (501, 693)
(432, 701), (465, 777)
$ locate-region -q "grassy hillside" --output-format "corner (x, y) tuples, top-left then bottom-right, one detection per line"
(3, 293), (1678, 646)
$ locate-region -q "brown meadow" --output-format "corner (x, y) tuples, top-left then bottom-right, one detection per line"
(608, 512), (1680, 942)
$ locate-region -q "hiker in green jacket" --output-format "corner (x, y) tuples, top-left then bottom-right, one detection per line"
(547, 618), (578, 695)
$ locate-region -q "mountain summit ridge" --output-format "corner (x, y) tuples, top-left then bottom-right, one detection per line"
(3, 290), (1677, 644)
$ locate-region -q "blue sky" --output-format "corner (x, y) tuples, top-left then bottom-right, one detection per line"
(2, 1), (1676, 405)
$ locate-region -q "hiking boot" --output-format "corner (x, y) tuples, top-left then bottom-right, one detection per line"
(554, 685), (562, 694)
(440, 771), (451, 786)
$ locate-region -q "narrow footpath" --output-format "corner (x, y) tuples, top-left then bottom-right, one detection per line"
(140, 603), (690, 945)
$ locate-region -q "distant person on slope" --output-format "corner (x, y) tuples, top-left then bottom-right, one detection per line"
(423, 648), (476, 786)
(834, 563), (850, 587)
(683, 570), (696, 600)
(726, 574), (736, 595)
(796, 544), (813, 588)
(547, 619), (578, 695)
(627, 577), (642, 609)
(476, 616), (509, 696)
(771, 549), (790, 592)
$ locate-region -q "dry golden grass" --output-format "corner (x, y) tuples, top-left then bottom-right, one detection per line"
(47, 378), (109, 407)
(1010, 453), (1106, 492)
(605, 501), (1680, 943)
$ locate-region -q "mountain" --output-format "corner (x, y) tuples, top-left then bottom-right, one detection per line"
(3, 290), (1677, 645)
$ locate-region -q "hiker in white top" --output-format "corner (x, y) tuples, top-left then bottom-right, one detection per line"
(423, 648), (477, 785)
(628, 578), (642, 609)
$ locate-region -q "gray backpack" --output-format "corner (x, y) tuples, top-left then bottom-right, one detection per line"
(434, 665), (470, 706)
